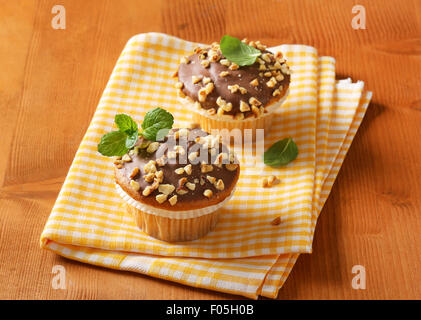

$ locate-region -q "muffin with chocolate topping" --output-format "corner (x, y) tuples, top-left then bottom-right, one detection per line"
(175, 35), (291, 137)
(98, 109), (240, 242)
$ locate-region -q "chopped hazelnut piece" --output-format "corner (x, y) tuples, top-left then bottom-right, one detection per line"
(144, 172), (155, 183)
(215, 179), (225, 191)
(142, 186), (153, 196)
(130, 180), (141, 191)
(188, 151), (199, 162)
(180, 56), (189, 64)
(198, 88), (207, 102)
(175, 82), (184, 89)
(183, 164), (192, 175)
(122, 154), (132, 162)
(156, 193), (168, 204)
(168, 195), (178, 206)
(251, 105), (260, 117)
(205, 82), (214, 95)
(259, 64), (267, 71)
(229, 63), (239, 70)
(201, 163), (214, 173)
(144, 160), (157, 174)
(219, 71), (229, 77)
(266, 77), (277, 88)
(175, 167), (184, 175)
(272, 89), (281, 97)
(260, 177), (268, 187)
(155, 170), (164, 183)
(115, 164), (123, 169)
(220, 59), (230, 66)
(267, 175), (280, 186)
(202, 77), (211, 84)
(249, 97), (262, 106)
(192, 75), (202, 84)
(200, 60), (210, 68)
(225, 163), (238, 171)
(185, 182), (196, 191)
(146, 142), (160, 153)
(271, 216), (281, 226)
(139, 140), (151, 149)
(206, 175), (216, 184)
(203, 189), (213, 198)
(158, 184), (175, 195)
(239, 87), (247, 94)
(228, 84), (240, 93)
(177, 188), (189, 195)
(261, 53), (272, 63)
(276, 74), (284, 82)
(239, 101), (250, 112)
(264, 71), (272, 77)
(207, 108), (216, 115)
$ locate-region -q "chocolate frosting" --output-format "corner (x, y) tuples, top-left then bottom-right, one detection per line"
(176, 45), (290, 118)
(114, 129), (240, 210)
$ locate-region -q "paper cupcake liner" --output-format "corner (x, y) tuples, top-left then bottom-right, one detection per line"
(116, 184), (236, 242)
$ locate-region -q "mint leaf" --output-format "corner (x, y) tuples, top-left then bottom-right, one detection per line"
(141, 108), (174, 141)
(115, 114), (138, 135)
(220, 35), (261, 66)
(264, 138), (299, 167)
(98, 131), (129, 156)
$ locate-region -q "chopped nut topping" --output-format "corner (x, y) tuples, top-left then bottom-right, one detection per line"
(214, 152), (228, 166)
(198, 88), (207, 102)
(228, 84), (240, 93)
(240, 100), (251, 112)
(272, 89), (281, 97)
(220, 59), (230, 66)
(122, 154), (132, 162)
(177, 177), (187, 189)
(260, 177), (268, 187)
(229, 63), (239, 70)
(200, 60), (210, 68)
(188, 151), (199, 162)
(175, 82), (184, 89)
(207, 108), (216, 115)
(177, 188), (188, 195)
(239, 87), (247, 94)
(204, 82), (214, 95)
(234, 112), (245, 120)
(177, 89), (186, 98)
(276, 74), (284, 82)
(158, 184), (175, 195)
(180, 56), (189, 64)
(144, 172), (155, 183)
(251, 105), (260, 117)
(203, 189), (213, 198)
(156, 193), (168, 204)
(130, 180), (140, 191)
(142, 186), (153, 196)
(259, 64), (267, 71)
(168, 195), (178, 206)
(167, 151), (177, 159)
(249, 97), (262, 106)
(144, 160), (157, 174)
(155, 170), (164, 183)
(266, 77), (277, 88)
(268, 175), (279, 186)
(115, 164), (123, 169)
(185, 182), (196, 191)
(139, 140), (151, 149)
(146, 142), (160, 153)
(271, 216), (281, 226)
(261, 53), (272, 63)
(184, 164), (192, 175)
(175, 167), (184, 175)
(206, 175), (216, 184)
(225, 163), (238, 171)
(202, 77), (211, 84)
(200, 176), (205, 185)
(219, 71), (229, 77)
(201, 163), (214, 173)
(215, 179), (225, 190)
(192, 75), (202, 84)
(264, 71), (272, 77)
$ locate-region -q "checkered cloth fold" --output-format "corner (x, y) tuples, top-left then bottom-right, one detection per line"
(40, 33), (372, 299)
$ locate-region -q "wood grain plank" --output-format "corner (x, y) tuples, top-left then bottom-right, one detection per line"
(0, 0), (420, 299)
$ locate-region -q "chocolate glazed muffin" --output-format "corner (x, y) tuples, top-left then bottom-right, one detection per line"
(175, 39), (291, 137)
(114, 128), (240, 242)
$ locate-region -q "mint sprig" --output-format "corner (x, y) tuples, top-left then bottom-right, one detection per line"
(220, 35), (261, 66)
(97, 108), (174, 157)
(263, 138), (299, 167)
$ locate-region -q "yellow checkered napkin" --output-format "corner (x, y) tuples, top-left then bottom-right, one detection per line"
(40, 33), (372, 299)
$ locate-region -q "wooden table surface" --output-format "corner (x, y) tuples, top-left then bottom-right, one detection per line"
(0, 0), (420, 300)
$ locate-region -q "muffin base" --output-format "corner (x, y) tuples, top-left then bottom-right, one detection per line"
(181, 88), (289, 140)
(116, 184), (235, 242)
